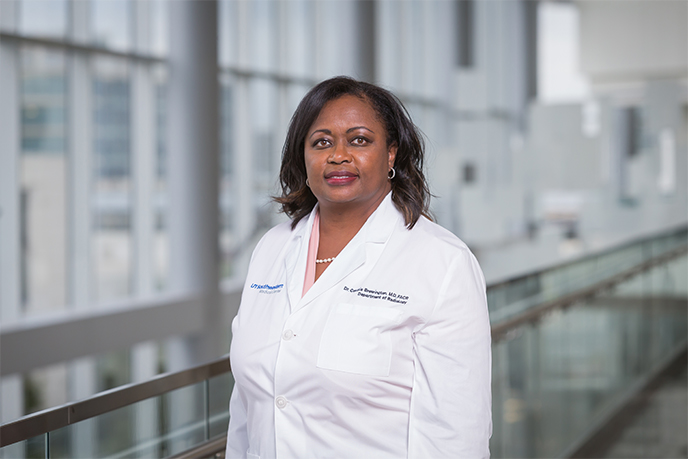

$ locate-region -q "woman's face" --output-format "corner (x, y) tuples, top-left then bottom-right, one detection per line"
(304, 95), (397, 215)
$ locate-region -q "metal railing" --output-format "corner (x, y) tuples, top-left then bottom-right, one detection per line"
(491, 243), (687, 341)
(1, 359), (230, 449)
(2, 225), (686, 458)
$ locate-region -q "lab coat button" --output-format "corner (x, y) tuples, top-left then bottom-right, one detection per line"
(275, 396), (288, 409)
(282, 329), (294, 341)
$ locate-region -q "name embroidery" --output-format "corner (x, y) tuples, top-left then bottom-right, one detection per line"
(343, 286), (409, 305)
(250, 283), (284, 294)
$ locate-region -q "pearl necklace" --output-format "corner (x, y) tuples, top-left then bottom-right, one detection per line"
(315, 257), (336, 264)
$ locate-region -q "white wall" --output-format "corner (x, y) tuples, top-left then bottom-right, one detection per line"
(578, 0), (688, 83)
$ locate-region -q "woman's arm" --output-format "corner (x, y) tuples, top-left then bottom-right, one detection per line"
(408, 249), (492, 458)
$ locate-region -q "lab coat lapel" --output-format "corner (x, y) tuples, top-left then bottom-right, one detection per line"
(297, 235), (367, 310)
(284, 209), (316, 313)
(296, 194), (401, 311)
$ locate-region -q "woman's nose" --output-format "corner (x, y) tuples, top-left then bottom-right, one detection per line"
(327, 141), (353, 164)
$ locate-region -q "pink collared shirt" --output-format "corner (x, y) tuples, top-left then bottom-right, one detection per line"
(302, 210), (320, 297)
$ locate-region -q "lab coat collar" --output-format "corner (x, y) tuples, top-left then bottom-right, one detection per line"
(285, 193), (402, 313)
(284, 205), (316, 311)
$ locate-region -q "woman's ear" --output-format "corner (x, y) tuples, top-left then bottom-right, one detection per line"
(388, 143), (398, 169)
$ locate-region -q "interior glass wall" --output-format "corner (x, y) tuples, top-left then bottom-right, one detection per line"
(20, 45), (68, 316)
(0, 0), (171, 424)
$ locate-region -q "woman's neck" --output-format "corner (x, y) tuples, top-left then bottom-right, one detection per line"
(313, 193), (388, 280)
(318, 192), (387, 244)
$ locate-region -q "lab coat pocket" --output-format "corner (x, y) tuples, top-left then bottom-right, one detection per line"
(247, 453), (260, 459)
(317, 303), (402, 377)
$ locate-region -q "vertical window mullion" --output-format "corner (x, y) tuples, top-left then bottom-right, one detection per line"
(131, 0), (154, 297)
(67, 3), (98, 457)
(0, 17), (26, 430)
(234, 77), (254, 273)
(132, 64), (154, 295)
(233, 1), (253, 274)
(0, 32), (21, 326)
(69, 2), (92, 312)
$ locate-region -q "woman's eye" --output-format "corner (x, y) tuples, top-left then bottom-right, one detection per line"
(352, 137), (368, 145)
(313, 139), (330, 148)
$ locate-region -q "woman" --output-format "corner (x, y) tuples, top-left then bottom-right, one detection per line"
(226, 77), (492, 459)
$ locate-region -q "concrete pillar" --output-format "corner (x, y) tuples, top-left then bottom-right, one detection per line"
(166, 1), (219, 451)
(523, 0), (538, 101)
(0, 2), (20, 328)
(167, 0), (220, 368)
(0, 10), (25, 456)
(354, 0), (377, 83)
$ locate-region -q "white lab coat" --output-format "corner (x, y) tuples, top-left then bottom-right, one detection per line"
(226, 194), (492, 459)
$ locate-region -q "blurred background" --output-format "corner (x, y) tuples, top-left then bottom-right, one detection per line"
(0, 0), (686, 458)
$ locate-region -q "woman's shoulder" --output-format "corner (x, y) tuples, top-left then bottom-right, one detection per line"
(251, 217), (307, 258)
(409, 216), (472, 255)
(254, 219), (299, 247)
(261, 219), (296, 240)
(406, 217), (486, 286)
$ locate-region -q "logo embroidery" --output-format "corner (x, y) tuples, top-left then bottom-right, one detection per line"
(343, 286), (409, 305)
(250, 283), (284, 294)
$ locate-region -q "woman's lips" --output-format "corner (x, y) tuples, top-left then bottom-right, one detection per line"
(324, 171), (357, 185)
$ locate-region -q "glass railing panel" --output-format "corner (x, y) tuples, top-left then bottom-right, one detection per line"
(160, 381), (206, 457)
(0, 435), (44, 459)
(534, 309), (569, 459)
(488, 231), (687, 325)
(48, 405), (137, 458)
(129, 398), (163, 458)
(48, 418), (90, 458)
(647, 255), (688, 360)
(0, 357), (232, 458)
(208, 372), (234, 439)
(42, 385), (208, 458)
(45, 421), (66, 457)
(490, 252), (688, 458)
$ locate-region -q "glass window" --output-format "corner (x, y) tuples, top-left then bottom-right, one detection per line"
(284, 0), (314, 78)
(316, 1), (355, 78)
(219, 0), (238, 68)
(18, 0), (68, 38)
(402, 1), (424, 94)
(154, 65), (169, 291)
(149, 0), (169, 57)
(250, 78), (278, 231)
(537, 2), (590, 103)
(92, 0), (132, 51)
(377, 0), (403, 91)
(249, 0), (277, 72)
(220, 74), (236, 279)
(20, 45), (68, 316)
(91, 56), (132, 302)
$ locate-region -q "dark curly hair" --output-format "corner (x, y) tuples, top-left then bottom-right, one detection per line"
(274, 76), (431, 229)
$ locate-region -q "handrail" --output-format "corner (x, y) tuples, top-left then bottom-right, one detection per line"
(0, 357), (230, 447)
(1, 226), (686, 449)
(0, 31), (167, 63)
(487, 224), (686, 289)
(168, 434), (227, 459)
(490, 244), (688, 341)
